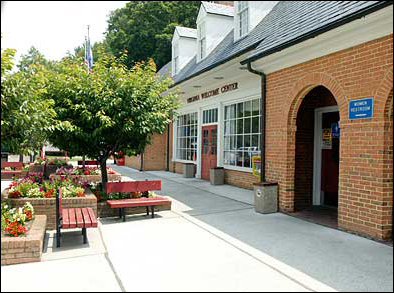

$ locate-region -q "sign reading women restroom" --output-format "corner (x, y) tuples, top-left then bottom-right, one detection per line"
(349, 98), (373, 120)
(187, 82), (238, 103)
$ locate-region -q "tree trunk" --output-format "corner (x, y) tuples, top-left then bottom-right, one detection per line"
(100, 158), (108, 192)
(82, 155), (86, 169)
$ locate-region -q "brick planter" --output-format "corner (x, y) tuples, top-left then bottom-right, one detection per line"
(49, 172), (122, 184)
(1, 215), (47, 266)
(97, 197), (171, 218)
(28, 165), (45, 173)
(1, 171), (29, 180)
(4, 189), (97, 230)
(45, 164), (73, 179)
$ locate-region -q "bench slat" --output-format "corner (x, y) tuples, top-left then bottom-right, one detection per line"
(81, 208), (92, 228)
(62, 209), (70, 229)
(87, 208), (97, 228)
(106, 181), (161, 193)
(68, 208), (77, 228)
(107, 197), (170, 209)
(1, 162), (23, 169)
(75, 208), (84, 228)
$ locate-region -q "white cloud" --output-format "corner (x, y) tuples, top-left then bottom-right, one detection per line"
(1, 1), (128, 64)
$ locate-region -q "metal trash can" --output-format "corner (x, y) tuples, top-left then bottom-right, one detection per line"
(253, 182), (278, 214)
(183, 163), (195, 178)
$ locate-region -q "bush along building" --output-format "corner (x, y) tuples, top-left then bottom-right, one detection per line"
(125, 1), (393, 241)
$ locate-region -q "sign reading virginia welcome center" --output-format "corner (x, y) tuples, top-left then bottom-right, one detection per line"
(187, 82), (238, 104)
(349, 98), (373, 120)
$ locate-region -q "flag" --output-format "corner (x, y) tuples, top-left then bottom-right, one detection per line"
(84, 36), (93, 73)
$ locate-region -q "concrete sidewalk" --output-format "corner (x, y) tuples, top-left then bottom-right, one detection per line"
(110, 165), (393, 292)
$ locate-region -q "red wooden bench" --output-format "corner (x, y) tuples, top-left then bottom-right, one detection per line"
(1, 162), (24, 178)
(55, 188), (97, 247)
(77, 160), (99, 166)
(105, 181), (170, 221)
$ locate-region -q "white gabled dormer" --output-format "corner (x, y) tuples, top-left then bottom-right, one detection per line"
(234, 1), (278, 41)
(172, 26), (197, 76)
(197, 2), (234, 62)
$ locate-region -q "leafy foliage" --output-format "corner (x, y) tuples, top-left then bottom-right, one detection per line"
(44, 52), (178, 187)
(105, 1), (201, 69)
(1, 46), (57, 154)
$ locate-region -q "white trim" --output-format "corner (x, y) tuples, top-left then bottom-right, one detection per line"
(313, 105), (339, 206)
(217, 101), (224, 167)
(196, 107), (202, 178)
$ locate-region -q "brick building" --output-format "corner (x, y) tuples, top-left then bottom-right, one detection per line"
(125, 1), (393, 240)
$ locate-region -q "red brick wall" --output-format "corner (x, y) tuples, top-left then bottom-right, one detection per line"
(265, 35), (393, 240)
(224, 169), (256, 190)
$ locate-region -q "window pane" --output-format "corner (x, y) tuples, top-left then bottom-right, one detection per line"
(244, 135), (251, 148)
(237, 103), (243, 118)
(237, 135), (243, 149)
(237, 119), (243, 134)
(244, 101), (251, 117)
(230, 120), (236, 134)
(225, 121), (230, 135)
(229, 104), (236, 119)
(244, 152), (251, 168)
(252, 117), (259, 133)
(252, 135), (259, 148)
(224, 136), (230, 151)
(252, 99), (259, 116)
(236, 151), (243, 167)
(244, 117), (251, 133)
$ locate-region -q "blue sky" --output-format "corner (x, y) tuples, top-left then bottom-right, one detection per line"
(1, 1), (128, 65)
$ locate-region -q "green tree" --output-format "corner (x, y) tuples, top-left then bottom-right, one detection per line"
(1, 46), (57, 154)
(17, 46), (53, 73)
(105, 1), (201, 70)
(45, 52), (178, 189)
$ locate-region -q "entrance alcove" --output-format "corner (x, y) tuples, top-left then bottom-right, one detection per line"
(291, 85), (340, 229)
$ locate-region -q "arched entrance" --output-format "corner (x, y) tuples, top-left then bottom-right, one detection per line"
(385, 88), (393, 239)
(292, 86), (340, 228)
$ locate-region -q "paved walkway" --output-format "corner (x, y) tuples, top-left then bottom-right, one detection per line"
(1, 165), (393, 292)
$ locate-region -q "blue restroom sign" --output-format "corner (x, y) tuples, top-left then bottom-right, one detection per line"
(349, 98), (373, 120)
(331, 122), (340, 138)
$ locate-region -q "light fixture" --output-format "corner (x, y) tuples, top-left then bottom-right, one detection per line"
(239, 66), (248, 70)
(214, 77), (224, 80)
(179, 91), (186, 94)
(193, 85), (201, 88)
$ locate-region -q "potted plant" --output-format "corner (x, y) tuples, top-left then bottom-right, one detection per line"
(115, 151), (125, 166)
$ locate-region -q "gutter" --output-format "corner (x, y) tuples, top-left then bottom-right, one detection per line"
(241, 1), (392, 65)
(247, 63), (266, 183)
(166, 124), (170, 171)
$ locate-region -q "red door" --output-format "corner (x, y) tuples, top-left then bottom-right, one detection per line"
(321, 111), (340, 207)
(201, 125), (218, 180)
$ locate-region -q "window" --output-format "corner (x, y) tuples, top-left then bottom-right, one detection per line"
(173, 43), (179, 74)
(223, 98), (261, 168)
(238, 1), (249, 37)
(176, 112), (198, 161)
(197, 22), (206, 60)
(203, 108), (218, 124)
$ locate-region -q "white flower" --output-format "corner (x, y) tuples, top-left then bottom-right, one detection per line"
(4, 205), (8, 209)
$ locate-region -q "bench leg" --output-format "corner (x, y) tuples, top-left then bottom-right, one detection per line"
(122, 208), (126, 222)
(151, 206), (154, 219)
(118, 208), (122, 219)
(146, 207), (149, 216)
(82, 228), (87, 244)
(56, 227), (61, 248)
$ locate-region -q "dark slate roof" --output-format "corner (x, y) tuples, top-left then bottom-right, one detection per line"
(202, 1), (234, 17)
(157, 61), (172, 80)
(175, 26), (197, 39)
(172, 1), (391, 86)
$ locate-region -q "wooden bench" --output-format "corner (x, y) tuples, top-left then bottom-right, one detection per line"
(105, 181), (170, 221)
(77, 160), (99, 166)
(55, 188), (97, 247)
(1, 162), (24, 178)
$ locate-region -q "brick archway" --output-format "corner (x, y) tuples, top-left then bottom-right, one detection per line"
(375, 68), (393, 120)
(281, 72), (345, 212)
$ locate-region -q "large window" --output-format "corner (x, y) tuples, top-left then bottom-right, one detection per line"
(238, 1), (249, 38)
(197, 21), (206, 60)
(177, 112), (198, 161)
(223, 98), (261, 168)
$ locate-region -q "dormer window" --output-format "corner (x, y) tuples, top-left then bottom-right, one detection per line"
(197, 21), (206, 60)
(173, 42), (179, 74)
(238, 1), (249, 37)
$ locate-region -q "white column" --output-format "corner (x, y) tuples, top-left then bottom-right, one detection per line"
(172, 117), (177, 163)
(196, 108), (202, 179)
(217, 102), (224, 167)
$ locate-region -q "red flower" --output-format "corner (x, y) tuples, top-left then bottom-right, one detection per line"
(5, 222), (26, 237)
(84, 170), (90, 175)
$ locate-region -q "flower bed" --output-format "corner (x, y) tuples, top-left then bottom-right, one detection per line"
(50, 166), (121, 184)
(1, 215), (47, 266)
(1, 202), (35, 237)
(2, 174), (97, 230)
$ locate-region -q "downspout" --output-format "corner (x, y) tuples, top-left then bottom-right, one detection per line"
(247, 63), (266, 183)
(166, 125), (170, 171)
